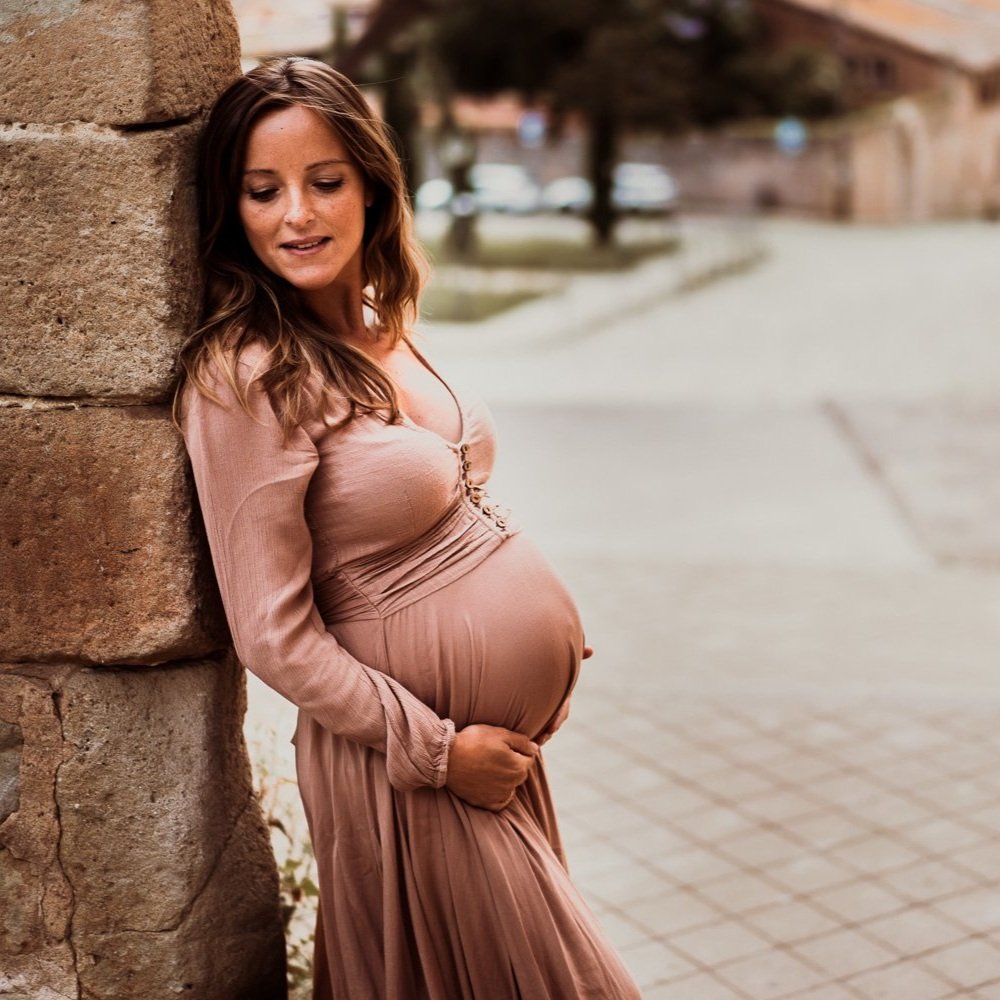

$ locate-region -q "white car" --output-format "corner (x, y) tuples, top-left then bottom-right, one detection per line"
(415, 164), (543, 215)
(542, 163), (680, 215)
(613, 162), (680, 214)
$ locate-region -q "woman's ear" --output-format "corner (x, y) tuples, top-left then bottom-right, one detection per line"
(364, 184), (374, 208)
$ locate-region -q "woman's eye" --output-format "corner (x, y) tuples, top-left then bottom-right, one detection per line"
(246, 188), (278, 202)
(315, 179), (345, 193)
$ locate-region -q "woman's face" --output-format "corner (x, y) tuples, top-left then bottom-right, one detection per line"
(238, 104), (371, 297)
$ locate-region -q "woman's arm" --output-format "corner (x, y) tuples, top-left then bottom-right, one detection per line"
(181, 358), (455, 792)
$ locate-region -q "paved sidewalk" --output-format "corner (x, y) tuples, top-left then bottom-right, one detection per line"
(547, 684), (1000, 997)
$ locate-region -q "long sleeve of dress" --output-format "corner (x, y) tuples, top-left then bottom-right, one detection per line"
(180, 360), (455, 792)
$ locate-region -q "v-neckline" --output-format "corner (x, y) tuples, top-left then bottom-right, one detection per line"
(397, 341), (466, 450)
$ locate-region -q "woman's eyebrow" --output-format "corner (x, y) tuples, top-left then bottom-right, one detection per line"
(243, 159), (350, 176)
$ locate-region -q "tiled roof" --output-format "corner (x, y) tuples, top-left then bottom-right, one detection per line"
(770, 0), (1000, 70)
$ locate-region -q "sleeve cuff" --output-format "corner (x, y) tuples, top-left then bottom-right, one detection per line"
(430, 718), (457, 789)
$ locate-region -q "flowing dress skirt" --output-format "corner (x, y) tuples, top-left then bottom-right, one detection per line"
(294, 535), (641, 999)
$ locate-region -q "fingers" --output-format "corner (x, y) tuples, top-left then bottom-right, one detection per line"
(445, 725), (537, 811)
(537, 699), (571, 748)
(502, 730), (539, 758)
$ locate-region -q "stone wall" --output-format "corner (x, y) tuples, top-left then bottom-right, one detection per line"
(0, 3), (287, 997)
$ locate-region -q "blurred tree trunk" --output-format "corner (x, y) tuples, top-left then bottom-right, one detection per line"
(440, 115), (478, 257)
(380, 47), (422, 202)
(587, 109), (618, 246)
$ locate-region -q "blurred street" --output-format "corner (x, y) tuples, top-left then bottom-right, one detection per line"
(247, 216), (1000, 997)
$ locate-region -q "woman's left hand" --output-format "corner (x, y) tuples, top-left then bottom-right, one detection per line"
(537, 645), (593, 747)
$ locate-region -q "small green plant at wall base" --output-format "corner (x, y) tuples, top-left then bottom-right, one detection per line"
(270, 818), (319, 993)
(252, 742), (318, 996)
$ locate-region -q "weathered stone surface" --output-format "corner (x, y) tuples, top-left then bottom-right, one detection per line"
(0, 720), (22, 823)
(0, 659), (287, 1000)
(0, 1), (240, 126)
(58, 658), (286, 999)
(0, 121), (201, 400)
(0, 944), (78, 1000)
(0, 666), (74, 987)
(0, 403), (226, 664)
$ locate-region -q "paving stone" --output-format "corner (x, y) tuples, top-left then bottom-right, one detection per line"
(860, 908), (967, 956)
(760, 853), (856, 895)
(669, 919), (772, 966)
(898, 817), (988, 855)
(714, 828), (804, 868)
(617, 938), (697, 989)
(656, 845), (742, 886)
(693, 871), (793, 913)
(828, 833), (924, 877)
(877, 859), (980, 903)
(625, 889), (724, 936)
(790, 927), (898, 978)
(919, 938), (1000, 990)
(811, 879), (907, 923)
(714, 947), (827, 999)
(645, 971), (747, 999)
(931, 888), (1000, 933)
(741, 901), (840, 945)
(844, 960), (953, 999)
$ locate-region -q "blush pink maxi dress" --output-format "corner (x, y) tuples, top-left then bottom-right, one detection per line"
(181, 343), (641, 999)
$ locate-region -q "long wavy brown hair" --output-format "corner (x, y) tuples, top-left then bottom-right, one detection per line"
(173, 56), (427, 430)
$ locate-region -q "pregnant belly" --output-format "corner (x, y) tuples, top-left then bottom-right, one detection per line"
(329, 534), (584, 739)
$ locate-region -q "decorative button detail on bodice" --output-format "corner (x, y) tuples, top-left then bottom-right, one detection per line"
(460, 442), (512, 534)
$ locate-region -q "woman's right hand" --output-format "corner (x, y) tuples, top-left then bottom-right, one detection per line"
(445, 724), (539, 811)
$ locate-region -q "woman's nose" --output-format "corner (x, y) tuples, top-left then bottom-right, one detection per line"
(284, 191), (314, 227)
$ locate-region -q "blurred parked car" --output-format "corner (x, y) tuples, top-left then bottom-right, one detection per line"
(541, 163), (680, 215)
(540, 176), (592, 214)
(414, 177), (453, 212)
(415, 163), (543, 214)
(614, 162), (680, 214)
(469, 164), (542, 213)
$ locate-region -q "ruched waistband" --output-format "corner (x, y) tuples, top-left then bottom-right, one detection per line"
(313, 502), (514, 624)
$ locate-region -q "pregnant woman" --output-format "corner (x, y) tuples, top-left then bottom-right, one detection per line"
(176, 57), (640, 999)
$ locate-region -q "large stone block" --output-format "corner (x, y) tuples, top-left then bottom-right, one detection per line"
(0, 121), (201, 400)
(0, 402), (226, 665)
(58, 658), (287, 999)
(0, 1), (240, 126)
(0, 659), (287, 1000)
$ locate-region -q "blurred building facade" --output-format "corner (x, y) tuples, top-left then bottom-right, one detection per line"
(743, 0), (1000, 220)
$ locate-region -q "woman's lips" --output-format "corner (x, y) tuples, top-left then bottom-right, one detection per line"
(280, 237), (331, 256)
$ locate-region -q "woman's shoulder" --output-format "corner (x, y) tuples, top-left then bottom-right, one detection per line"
(178, 340), (263, 415)
(178, 337), (350, 442)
